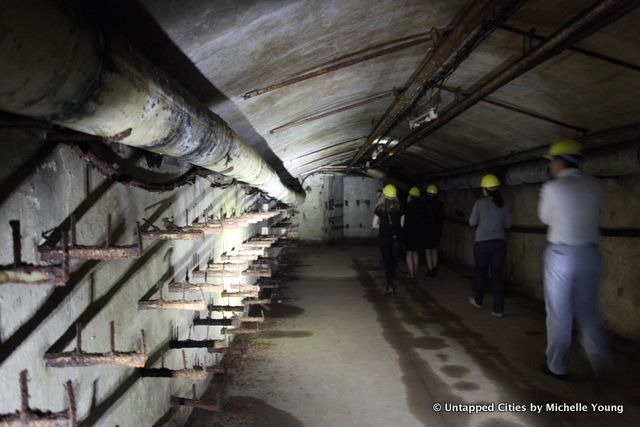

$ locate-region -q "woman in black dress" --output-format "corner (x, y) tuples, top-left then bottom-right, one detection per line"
(402, 186), (425, 280)
(424, 184), (444, 277)
(372, 184), (403, 295)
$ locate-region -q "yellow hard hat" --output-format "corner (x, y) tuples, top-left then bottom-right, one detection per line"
(382, 184), (397, 198)
(545, 139), (582, 159)
(409, 186), (421, 197)
(480, 174), (500, 189)
(426, 184), (438, 195)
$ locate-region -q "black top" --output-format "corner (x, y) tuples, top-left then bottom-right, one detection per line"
(375, 205), (403, 241)
(404, 199), (426, 249)
(424, 196), (444, 231)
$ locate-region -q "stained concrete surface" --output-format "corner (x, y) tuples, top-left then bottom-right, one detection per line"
(0, 128), (272, 426)
(189, 243), (640, 427)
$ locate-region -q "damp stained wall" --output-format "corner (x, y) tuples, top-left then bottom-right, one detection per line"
(0, 128), (277, 426)
(439, 172), (640, 340)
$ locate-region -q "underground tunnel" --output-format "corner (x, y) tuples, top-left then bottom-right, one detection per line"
(0, 0), (639, 426)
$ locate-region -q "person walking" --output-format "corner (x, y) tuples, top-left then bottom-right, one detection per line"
(424, 184), (444, 277)
(538, 139), (611, 380)
(401, 186), (425, 280)
(468, 174), (511, 317)
(372, 184), (403, 296)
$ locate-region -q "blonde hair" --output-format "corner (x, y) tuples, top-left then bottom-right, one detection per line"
(376, 194), (400, 211)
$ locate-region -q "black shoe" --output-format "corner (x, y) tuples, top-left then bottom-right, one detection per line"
(426, 270), (435, 277)
(541, 363), (567, 380)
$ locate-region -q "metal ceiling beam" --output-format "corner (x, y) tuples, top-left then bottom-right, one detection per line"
(437, 84), (588, 133)
(349, 0), (526, 167)
(499, 24), (640, 73)
(242, 31), (439, 99)
(294, 150), (359, 173)
(288, 137), (365, 164)
(377, 0), (640, 165)
(269, 91), (394, 134)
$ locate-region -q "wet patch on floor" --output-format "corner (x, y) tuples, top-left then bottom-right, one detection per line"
(452, 380), (481, 391)
(440, 364), (471, 378)
(412, 335), (450, 350)
(267, 303), (305, 318)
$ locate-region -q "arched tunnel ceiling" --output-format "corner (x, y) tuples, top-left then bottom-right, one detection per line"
(100, 0), (640, 185)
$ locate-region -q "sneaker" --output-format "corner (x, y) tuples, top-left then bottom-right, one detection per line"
(491, 311), (504, 318)
(468, 296), (482, 308)
(540, 363), (567, 380)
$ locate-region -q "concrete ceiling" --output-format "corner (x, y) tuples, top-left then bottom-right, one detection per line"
(95, 0), (640, 186)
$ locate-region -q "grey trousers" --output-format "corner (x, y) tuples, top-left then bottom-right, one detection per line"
(543, 244), (610, 375)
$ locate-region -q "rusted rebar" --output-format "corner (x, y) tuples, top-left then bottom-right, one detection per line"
(170, 385), (220, 412)
(167, 281), (224, 293)
(138, 299), (207, 311)
(0, 370), (77, 426)
(140, 218), (204, 241)
(0, 221), (69, 287)
(44, 322), (147, 368)
(39, 216), (143, 262)
(168, 339), (227, 350)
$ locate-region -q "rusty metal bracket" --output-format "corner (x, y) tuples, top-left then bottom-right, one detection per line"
(240, 235), (281, 250)
(44, 322), (147, 368)
(39, 215), (143, 262)
(243, 264), (273, 278)
(140, 351), (224, 380)
(193, 310), (264, 327)
(206, 305), (246, 313)
(167, 279), (223, 293)
(221, 289), (260, 299)
(221, 325), (260, 335)
(169, 339), (228, 351)
(221, 249), (265, 262)
(140, 216), (204, 241)
(0, 370), (77, 426)
(0, 221), (69, 287)
(138, 283), (206, 311)
(257, 278), (281, 289)
(170, 384), (220, 412)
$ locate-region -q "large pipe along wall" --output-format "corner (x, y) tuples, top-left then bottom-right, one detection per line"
(0, 0), (304, 205)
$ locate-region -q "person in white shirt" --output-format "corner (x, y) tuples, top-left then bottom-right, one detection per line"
(538, 139), (611, 380)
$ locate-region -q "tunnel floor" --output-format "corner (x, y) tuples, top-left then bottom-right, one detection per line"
(188, 243), (640, 427)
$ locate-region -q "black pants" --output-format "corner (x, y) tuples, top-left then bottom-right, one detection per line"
(379, 238), (396, 288)
(473, 239), (506, 313)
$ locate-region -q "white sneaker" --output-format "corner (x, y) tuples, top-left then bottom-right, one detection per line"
(468, 296), (482, 308)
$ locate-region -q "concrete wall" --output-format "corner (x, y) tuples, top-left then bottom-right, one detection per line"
(439, 173), (640, 340)
(0, 128), (277, 426)
(298, 174), (381, 242)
